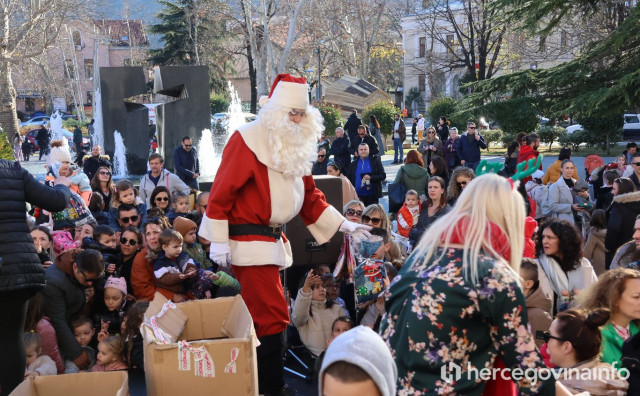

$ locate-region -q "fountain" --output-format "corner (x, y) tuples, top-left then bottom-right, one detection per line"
(49, 111), (65, 144)
(92, 87), (104, 149)
(113, 130), (129, 177)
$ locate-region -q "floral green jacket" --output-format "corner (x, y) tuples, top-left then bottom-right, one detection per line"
(380, 247), (555, 395)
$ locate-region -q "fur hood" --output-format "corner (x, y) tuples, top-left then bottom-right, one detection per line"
(82, 154), (111, 161)
(613, 190), (640, 204)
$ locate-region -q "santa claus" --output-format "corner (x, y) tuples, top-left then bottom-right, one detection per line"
(199, 74), (370, 395)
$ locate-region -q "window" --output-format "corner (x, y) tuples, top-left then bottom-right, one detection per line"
(560, 31), (568, 48)
(446, 34), (455, 53)
(419, 37), (426, 58)
(433, 71), (446, 95)
(86, 91), (93, 106)
(418, 74), (426, 92)
(123, 58), (133, 67)
(84, 59), (94, 79)
(72, 31), (82, 48)
(64, 59), (75, 79)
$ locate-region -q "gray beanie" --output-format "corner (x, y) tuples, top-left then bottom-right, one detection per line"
(318, 326), (397, 396)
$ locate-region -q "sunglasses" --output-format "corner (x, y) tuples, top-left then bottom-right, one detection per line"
(120, 237), (138, 246)
(289, 109), (306, 117)
(318, 154), (326, 158)
(457, 181), (468, 187)
(155, 196), (169, 201)
(120, 215), (139, 224)
(632, 162), (640, 166)
(536, 331), (565, 343)
(99, 171), (111, 176)
(345, 209), (363, 217)
(362, 215), (382, 225)
(468, 126), (476, 129)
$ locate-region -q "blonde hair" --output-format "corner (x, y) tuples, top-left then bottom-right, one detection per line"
(414, 173), (525, 284)
(362, 204), (392, 237)
(576, 268), (640, 314)
(343, 199), (365, 214)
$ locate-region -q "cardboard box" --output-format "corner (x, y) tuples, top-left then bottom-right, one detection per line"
(10, 371), (128, 396)
(143, 293), (258, 395)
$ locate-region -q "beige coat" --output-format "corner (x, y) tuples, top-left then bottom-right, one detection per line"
(525, 285), (553, 348)
(559, 359), (628, 395)
(291, 288), (347, 356)
(338, 174), (358, 206)
(583, 227), (606, 275)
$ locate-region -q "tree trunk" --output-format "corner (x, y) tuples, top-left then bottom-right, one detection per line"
(247, 42), (257, 114)
(0, 60), (19, 142)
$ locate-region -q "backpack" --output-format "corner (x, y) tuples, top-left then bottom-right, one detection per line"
(538, 184), (552, 218)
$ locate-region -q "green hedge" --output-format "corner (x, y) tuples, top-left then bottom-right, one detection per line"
(318, 102), (344, 136)
(482, 129), (503, 147)
(362, 100), (399, 137)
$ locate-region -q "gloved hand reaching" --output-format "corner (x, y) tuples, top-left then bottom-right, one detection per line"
(339, 221), (372, 243)
(209, 242), (231, 268)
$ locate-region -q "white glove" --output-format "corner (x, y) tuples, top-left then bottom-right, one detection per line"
(339, 221), (372, 243)
(209, 242), (231, 268)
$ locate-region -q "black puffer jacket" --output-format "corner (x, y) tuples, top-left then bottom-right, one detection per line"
(0, 160), (71, 292)
(605, 191), (640, 267)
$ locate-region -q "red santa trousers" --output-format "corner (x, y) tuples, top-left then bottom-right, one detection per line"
(232, 264), (289, 338)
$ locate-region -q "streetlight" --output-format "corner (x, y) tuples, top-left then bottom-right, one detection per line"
(304, 68), (314, 103)
(314, 47), (321, 103)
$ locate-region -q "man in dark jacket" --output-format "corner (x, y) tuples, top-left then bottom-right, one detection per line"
(311, 148), (329, 176)
(350, 125), (379, 158)
(36, 125), (50, 160)
(392, 113), (407, 164)
(43, 249), (104, 372)
(173, 136), (200, 189)
(329, 127), (351, 172)
(73, 126), (83, 151)
(604, 191), (640, 268)
(456, 122), (487, 171)
(343, 109), (362, 145)
(346, 143), (386, 206)
(0, 160), (71, 394)
(629, 152), (640, 191)
(82, 145), (112, 181)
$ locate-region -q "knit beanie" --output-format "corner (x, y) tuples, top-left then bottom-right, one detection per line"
(319, 326), (397, 396)
(104, 276), (127, 295)
(173, 216), (197, 238)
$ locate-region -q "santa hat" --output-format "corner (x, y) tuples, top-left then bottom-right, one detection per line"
(260, 73), (309, 110)
(173, 216), (197, 238)
(104, 276), (127, 295)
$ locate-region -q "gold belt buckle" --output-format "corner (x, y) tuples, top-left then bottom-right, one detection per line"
(272, 225), (281, 234)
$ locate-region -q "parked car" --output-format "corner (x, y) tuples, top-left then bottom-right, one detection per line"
(60, 114), (78, 121)
(19, 116), (50, 129)
(565, 114), (640, 139)
(566, 124), (583, 134)
(24, 129), (41, 152)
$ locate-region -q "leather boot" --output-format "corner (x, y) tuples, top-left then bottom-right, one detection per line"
(257, 332), (286, 395)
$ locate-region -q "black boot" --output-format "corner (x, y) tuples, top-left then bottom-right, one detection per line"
(257, 332), (288, 396)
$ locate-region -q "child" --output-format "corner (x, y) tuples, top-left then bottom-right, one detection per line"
(291, 269), (348, 357)
(94, 277), (130, 337)
(173, 216), (241, 292)
(65, 316), (97, 373)
(313, 316), (354, 387)
(25, 294), (64, 374)
(154, 229), (217, 299)
(58, 160), (92, 206)
(24, 332), (57, 377)
(22, 138), (33, 161)
(92, 335), (128, 372)
(583, 209), (607, 276)
(30, 225), (53, 268)
(108, 179), (147, 231)
(323, 275), (348, 317)
(166, 190), (190, 225)
(572, 179), (592, 235)
(396, 190), (420, 238)
(89, 193), (109, 225)
(121, 301), (149, 370)
(319, 325), (397, 396)
(523, 216), (537, 259)
(520, 258), (552, 348)
(74, 223), (94, 243)
(82, 225), (121, 276)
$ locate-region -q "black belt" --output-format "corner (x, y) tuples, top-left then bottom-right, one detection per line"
(228, 224), (283, 240)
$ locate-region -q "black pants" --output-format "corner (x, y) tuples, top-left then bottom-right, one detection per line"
(0, 289), (33, 396)
(257, 332), (285, 395)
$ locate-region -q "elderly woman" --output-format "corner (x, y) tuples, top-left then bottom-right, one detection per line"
(381, 174), (568, 395)
(447, 166), (475, 206)
(535, 218), (598, 313)
(417, 126), (444, 169)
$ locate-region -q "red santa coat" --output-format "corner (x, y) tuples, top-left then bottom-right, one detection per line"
(199, 119), (345, 268)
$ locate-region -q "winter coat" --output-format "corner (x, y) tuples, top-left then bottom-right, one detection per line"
(610, 241), (640, 270)
(396, 202), (420, 238)
(333, 174), (357, 206)
(443, 137), (461, 170)
(183, 242), (213, 270)
(583, 227), (607, 275)
(455, 133), (487, 163)
(346, 156), (386, 198)
(0, 160), (71, 293)
(621, 331), (640, 396)
(525, 285), (552, 348)
(523, 217), (538, 259)
(503, 152), (518, 177)
(36, 316), (65, 374)
(82, 155), (112, 182)
(291, 288), (347, 357)
(392, 163), (429, 196)
(605, 191), (640, 266)
(329, 135), (351, 173)
(343, 113), (362, 143)
(349, 134), (379, 157)
(601, 321), (640, 369)
(311, 160), (328, 176)
(27, 355), (57, 376)
(108, 196), (147, 232)
(138, 169), (191, 207)
(173, 145), (200, 184)
(548, 177), (576, 224)
(559, 359), (628, 395)
(542, 159), (578, 185)
(536, 254), (598, 311)
(436, 123), (449, 143)
(516, 145), (541, 174)
(408, 205), (452, 247)
(392, 119), (407, 141)
(130, 248), (181, 301)
(42, 249), (87, 361)
(369, 123), (385, 156)
(417, 137), (444, 168)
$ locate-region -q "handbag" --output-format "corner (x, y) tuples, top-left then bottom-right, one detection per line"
(388, 168), (407, 213)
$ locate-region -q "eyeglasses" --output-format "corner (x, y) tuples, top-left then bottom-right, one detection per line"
(79, 270), (103, 283)
(362, 215), (382, 225)
(289, 109), (306, 117)
(428, 131), (435, 134)
(120, 215), (139, 224)
(99, 171), (111, 176)
(536, 331), (566, 343)
(155, 197), (169, 202)
(120, 237), (138, 246)
(345, 209), (363, 217)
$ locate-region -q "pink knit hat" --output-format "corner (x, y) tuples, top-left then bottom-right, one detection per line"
(104, 276), (127, 295)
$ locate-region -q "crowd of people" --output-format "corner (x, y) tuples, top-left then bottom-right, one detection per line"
(3, 78), (640, 396)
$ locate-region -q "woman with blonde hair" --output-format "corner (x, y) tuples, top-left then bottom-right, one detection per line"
(417, 126), (444, 169)
(381, 174), (568, 395)
(576, 268), (640, 369)
(447, 166), (475, 206)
